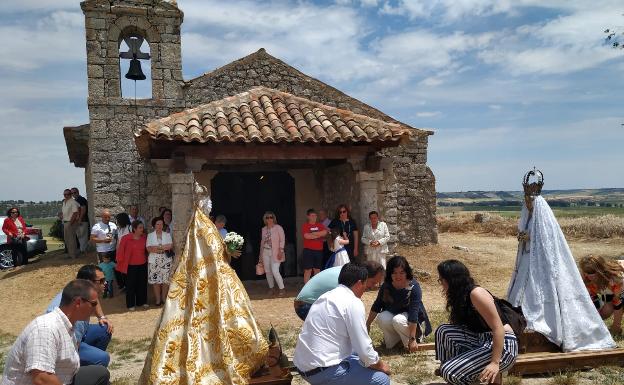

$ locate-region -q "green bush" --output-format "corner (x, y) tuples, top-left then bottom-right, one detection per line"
(49, 219), (64, 240)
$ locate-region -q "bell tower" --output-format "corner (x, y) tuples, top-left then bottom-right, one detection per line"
(81, 0), (185, 220)
(82, 0), (183, 100)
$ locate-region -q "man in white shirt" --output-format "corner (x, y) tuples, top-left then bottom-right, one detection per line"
(61, 189), (81, 259)
(90, 210), (117, 263)
(1, 279), (110, 385)
(293, 263), (391, 385)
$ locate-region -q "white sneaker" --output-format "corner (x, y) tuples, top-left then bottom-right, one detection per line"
(142, 304), (149, 308)
(129, 307), (136, 311)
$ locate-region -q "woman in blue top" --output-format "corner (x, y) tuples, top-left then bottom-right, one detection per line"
(366, 255), (432, 352)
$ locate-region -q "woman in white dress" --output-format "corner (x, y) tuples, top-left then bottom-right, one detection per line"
(328, 227), (350, 267)
(146, 217), (173, 306)
(361, 210), (391, 269)
(507, 169), (615, 351)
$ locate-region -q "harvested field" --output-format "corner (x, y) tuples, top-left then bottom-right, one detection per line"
(437, 213), (624, 240)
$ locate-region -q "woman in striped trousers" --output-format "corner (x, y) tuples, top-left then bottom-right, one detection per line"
(435, 260), (518, 385)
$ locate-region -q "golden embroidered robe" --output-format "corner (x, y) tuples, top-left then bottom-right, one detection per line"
(139, 207), (268, 385)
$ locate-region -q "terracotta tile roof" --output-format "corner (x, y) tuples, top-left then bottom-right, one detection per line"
(137, 87), (424, 145)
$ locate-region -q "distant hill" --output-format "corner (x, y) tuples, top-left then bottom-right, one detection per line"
(437, 188), (624, 207)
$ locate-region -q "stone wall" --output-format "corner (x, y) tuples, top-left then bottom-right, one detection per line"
(381, 137), (438, 246)
(322, 162), (360, 223)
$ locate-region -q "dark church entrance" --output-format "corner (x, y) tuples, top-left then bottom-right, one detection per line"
(211, 171), (297, 280)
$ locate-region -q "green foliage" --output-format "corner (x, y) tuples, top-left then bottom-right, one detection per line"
(48, 219), (64, 240)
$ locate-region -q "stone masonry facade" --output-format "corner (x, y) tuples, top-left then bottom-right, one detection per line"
(78, 0), (437, 252)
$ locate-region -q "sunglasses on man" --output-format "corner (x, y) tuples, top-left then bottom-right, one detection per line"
(80, 297), (98, 307)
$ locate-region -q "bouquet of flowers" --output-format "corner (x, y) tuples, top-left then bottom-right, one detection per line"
(224, 232), (245, 253)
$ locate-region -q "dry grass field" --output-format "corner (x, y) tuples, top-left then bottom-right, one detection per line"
(1, 224), (623, 384)
(438, 213), (624, 239)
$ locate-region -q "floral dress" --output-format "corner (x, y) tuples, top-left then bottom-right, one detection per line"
(147, 231), (173, 284)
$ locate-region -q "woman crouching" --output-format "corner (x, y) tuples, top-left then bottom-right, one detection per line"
(435, 260), (518, 385)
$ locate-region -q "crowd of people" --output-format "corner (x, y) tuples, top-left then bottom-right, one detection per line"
(255, 205), (391, 297)
(3, 171), (624, 385)
(57, 187), (177, 311)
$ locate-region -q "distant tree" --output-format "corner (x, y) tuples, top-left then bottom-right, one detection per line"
(605, 27), (624, 49)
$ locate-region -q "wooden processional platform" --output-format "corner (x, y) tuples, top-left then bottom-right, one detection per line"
(421, 330), (624, 379)
(250, 345), (293, 385)
(269, 332), (624, 384)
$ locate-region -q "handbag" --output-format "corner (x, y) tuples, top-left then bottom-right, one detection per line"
(494, 297), (527, 339)
(256, 260), (265, 275)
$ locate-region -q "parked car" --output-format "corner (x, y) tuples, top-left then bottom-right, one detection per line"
(0, 216), (47, 269)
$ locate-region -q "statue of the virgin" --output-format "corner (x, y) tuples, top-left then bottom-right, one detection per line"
(139, 183), (268, 384)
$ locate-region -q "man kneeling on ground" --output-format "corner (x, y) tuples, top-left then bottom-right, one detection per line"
(294, 260), (385, 321)
(1, 279), (110, 385)
(294, 263), (391, 385)
(46, 265), (114, 367)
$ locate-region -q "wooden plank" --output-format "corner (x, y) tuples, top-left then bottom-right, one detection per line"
(510, 348), (624, 375)
(416, 342), (435, 351)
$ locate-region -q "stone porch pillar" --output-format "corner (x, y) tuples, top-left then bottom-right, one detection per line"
(169, 172), (194, 254)
(356, 171), (385, 257)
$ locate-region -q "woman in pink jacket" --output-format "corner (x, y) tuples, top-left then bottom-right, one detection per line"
(259, 211), (286, 296)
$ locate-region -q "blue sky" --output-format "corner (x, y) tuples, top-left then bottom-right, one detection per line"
(0, 0), (622, 201)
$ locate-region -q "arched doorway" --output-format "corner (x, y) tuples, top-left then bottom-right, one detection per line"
(211, 171), (297, 280)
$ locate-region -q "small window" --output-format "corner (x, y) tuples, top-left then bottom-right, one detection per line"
(119, 35), (152, 99)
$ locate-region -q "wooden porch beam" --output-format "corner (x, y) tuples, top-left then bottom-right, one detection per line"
(169, 143), (377, 161)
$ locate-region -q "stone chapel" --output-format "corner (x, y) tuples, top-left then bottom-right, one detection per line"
(64, 0), (437, 279)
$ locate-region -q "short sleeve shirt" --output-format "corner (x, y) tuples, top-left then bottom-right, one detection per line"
(91, 221), (118, 253)
(61, 199), (80, 222)
(2, 308), (79, 385)
(74, 196), (88, 222)
(302, 222), (326, 251)
(296, 266), (341, 304)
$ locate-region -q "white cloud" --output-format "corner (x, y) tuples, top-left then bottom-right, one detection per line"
(416, 111), (441, 117)
(2, 0), (77, 12)
(0, 11), (85, 71)
(478, 6), (624, 75)
(179, 1), (379, 82)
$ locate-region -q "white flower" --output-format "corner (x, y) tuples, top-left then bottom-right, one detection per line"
(224, 231), (244, 249)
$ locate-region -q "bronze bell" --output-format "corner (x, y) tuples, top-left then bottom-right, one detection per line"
(125, 58), (146, 80)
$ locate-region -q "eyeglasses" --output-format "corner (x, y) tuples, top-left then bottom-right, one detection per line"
(339, 210), (347, 214)
(92, 278), (106, 285)
(265, 216), (274, 219)
(80, 298), (98, 307)
(10, 211), (18, 214)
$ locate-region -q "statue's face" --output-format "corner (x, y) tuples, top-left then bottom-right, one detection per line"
(524, 195), (534, 212)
